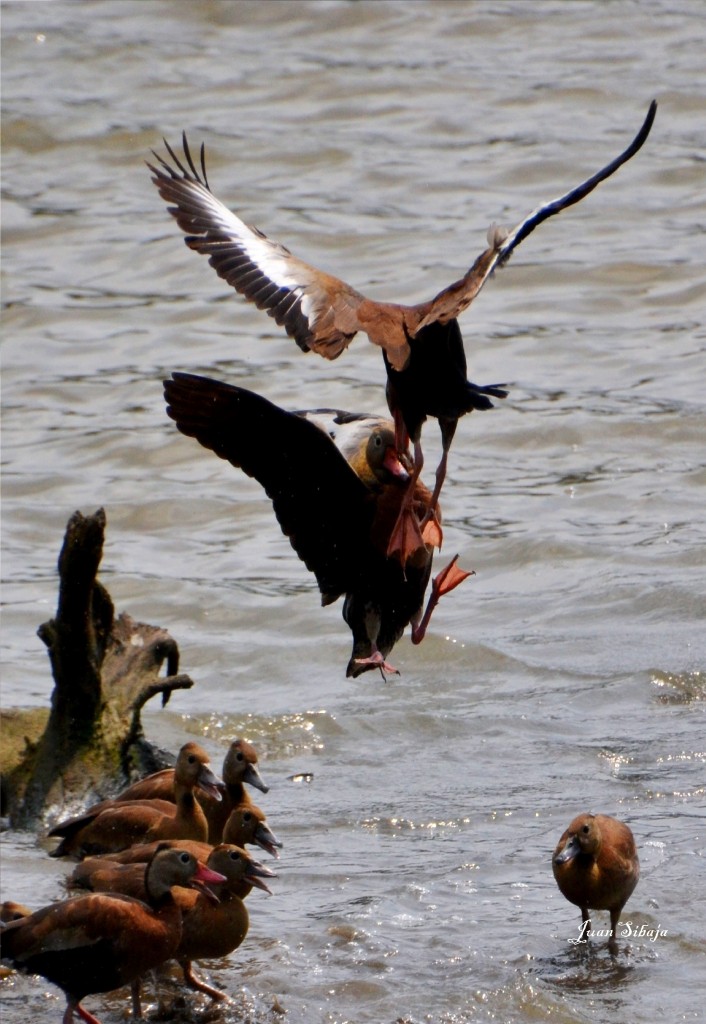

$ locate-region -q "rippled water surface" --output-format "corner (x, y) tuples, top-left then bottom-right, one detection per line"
(2, 2), (705, 1023)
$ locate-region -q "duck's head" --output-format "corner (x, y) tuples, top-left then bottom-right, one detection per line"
(222, 803), (283, 859)
(554, 813), (601, 865)
(207, 844), (277, 895)
(175, 741), (223, 801)
(145, 846), (226, 902)
(357, 427), (410, 488)
(222, 738), (269, 794)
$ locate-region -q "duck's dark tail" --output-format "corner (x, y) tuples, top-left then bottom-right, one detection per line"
(465, 380), (509, 411)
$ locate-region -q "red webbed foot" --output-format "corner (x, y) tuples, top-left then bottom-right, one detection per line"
(411, 554), (474, 645)
(420, 509), (443, 549)
(386, 502), (427, 562)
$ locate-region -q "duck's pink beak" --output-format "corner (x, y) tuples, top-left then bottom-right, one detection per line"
(382, 447), (410, 482)
(190, 861), (227, 903)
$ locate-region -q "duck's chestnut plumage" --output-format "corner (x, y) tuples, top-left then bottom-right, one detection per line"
(163, 372), (471, 676)
(68, 844), (276, 1004)
(112, 738), (267, 844)
(73, 800), (283, 872)
(48, 741), (222, 858)
(0, 847), (226, 1024)
(552, 812), (640, 953)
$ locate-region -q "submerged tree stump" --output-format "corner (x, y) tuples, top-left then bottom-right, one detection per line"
(4, 508), (194, 828)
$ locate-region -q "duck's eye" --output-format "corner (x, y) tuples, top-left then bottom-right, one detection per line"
(373, 434), (383, 448)
(179, 852), (190, 864)
(187, 755), (196, 764)
(243, 812), (252, 822)
(236, 752), (244, 761)
(229, 852), (242, 862)
(582, 825), (590, 834)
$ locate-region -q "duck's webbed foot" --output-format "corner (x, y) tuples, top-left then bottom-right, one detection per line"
(420, 508), (443, 549)
(411, 554), (474, 645)
(353, 647), (401, 678)
(387, 438), (440, 561)
(387, 496), (428, 562)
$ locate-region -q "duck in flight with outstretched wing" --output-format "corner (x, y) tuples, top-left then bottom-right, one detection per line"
(149, 101), (656, 564)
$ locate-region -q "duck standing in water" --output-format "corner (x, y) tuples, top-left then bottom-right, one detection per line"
(70, 800), (283, 880)
(173, 843), (276, 1001)
(111, 737), (268, 843)
(164, 372), (471, 677)
(149, 101), (656, 561)
(65, 843), (275, 1004)
(0, 847), (225, 1024)
(552, 812), (640, 954)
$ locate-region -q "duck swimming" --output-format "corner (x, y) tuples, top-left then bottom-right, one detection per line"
(163, 372), (471, 676)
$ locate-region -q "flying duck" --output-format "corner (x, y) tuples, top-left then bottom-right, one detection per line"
(163, 372), (471, 677)
(148, 101), (656, 560)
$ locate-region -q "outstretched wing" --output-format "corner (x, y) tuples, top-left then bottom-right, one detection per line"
(413, 100), (657, 329)
(163, 373), (376, 602)
(149, 138), (367, 360)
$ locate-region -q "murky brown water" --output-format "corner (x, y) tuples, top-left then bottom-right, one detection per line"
(2, 2), (705, 1023)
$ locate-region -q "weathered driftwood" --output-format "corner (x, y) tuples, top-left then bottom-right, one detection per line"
(3, 508), (194, 828)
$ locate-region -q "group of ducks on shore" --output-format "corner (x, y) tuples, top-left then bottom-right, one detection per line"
(1, 739), (282, 1022)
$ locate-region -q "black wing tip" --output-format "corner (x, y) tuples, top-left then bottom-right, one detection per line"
(631, 98), (658, 154)
(148, 133), (210, 190)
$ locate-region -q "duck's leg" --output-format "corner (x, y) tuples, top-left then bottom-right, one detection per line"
(347, 600), (401, 678)
(72, 999), (103, 1024)
(386, 436), (428, 562)
(181, 958), (229, 1001)
(608, 908), (621, 955)
(130, 978), (143, 1019)
(418, 417), (458, 548)
(411, 554), (473, 645)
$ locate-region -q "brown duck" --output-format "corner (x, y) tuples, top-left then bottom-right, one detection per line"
(48, 742), (222, 858)
(164, 373), (471, 676)
(0, 846), (225, 1024)
(553, 811), (640, 953)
